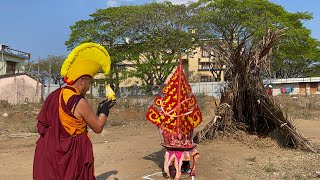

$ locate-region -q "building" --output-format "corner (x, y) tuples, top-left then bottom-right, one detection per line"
(0, 44), (43, 104)
(96, 44), (227, 97)
(182, 46), (226, 83)
(264, 77), (320, 96)
(0, 44), (30, 75)
(115, 46), (226, 89)
(0, 73), (43, 104)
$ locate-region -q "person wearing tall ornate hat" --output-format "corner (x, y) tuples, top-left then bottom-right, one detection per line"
(33, 42), (115, 180)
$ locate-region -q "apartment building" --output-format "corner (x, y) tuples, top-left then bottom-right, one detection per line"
(182, 46), (226, 83)
(116, 46), (225, 88)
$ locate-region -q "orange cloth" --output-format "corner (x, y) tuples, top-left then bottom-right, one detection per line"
(58, 86), (87, 136)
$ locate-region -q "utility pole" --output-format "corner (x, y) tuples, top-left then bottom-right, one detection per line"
(35, 58), (40, 100)
(27, 61), (31, 74)
(48, 60), (51, 95)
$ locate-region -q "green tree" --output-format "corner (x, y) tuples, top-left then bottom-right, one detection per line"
(65, 2), (197, 95)
(272, 33), (320, 78)
(28, 55), (65, 84)
(190, 0), (319, 79)
(124, 2), (197, 94)
(47, 55), (65, 84)
(190, 0), (318, 151)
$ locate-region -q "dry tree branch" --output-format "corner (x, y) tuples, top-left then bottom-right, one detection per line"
(195, 27), (315, 152)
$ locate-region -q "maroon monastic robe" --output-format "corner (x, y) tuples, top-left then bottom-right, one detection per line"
(33, 87), (95, 180)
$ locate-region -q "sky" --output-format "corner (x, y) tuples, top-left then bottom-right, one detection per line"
(0, 0), (319, 61)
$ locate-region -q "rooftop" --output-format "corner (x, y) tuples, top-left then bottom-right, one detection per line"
(0, 44), (30, 60)
(264, 77), (320, 84)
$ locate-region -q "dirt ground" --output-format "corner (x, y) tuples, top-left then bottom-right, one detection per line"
(0, 95), (320, 180)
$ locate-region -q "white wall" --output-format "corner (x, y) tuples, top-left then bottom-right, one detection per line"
(271, 83), (300, 96)
(189, 81), (224, 98)
(44, 84), (104, 100)
(43, 80), (320, 100)
(0, 75), (43, 104)
(271, 83), (320, 96)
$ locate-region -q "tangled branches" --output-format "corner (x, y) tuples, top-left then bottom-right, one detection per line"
(194, 28), (315, 152)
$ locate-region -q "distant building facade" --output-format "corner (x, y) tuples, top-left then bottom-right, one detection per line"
(0, 44), (42, 104)
(0, 44), (30, 75)
(0, 73), (43, 104)
(182, 46), (226, 83)
(112, 45), (226, 97)
(264, 77), (320, 96)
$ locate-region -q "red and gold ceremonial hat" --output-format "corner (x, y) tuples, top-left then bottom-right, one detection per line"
(60, 42), (111, 85)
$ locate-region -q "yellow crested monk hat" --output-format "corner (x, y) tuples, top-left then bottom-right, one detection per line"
(61, 43), (111, 85)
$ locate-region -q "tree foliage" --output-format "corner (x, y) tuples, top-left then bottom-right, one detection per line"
(273, 31), (320, 78)
(190, 0), (317, 152)
(65, 2), (197, 95)
(27, 55), (65, 84)
(65, 0), (319, 96)
(190, 0), (319, 79)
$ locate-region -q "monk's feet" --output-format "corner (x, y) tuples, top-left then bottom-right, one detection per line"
(174, 172), (181, 180)
(165, 172), (171, 180)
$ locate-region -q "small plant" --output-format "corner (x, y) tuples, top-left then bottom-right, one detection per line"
(301, 112), (313, 119)
(28, 126), (38, 133)
(246, 156), (256, 162)
(293, 174), (304, 180)
(263, 164), (277, 173)
(263, 160), (278, 173)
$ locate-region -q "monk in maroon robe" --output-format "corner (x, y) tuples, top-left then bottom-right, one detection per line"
(33, 76), (114, 180)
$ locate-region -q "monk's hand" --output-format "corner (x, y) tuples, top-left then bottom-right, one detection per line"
(96, 99), (116, 116)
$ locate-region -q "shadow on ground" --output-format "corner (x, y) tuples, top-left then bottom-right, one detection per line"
(143, 148), (165, 171)
(96, 170), (119, 180)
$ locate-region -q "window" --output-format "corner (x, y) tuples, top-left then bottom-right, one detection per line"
(198, 62), (211, 70)
(6, 61), (16, 74)
(116, 64), (126, 70)
(201, 48), (210, 57)
(200, 76), (212, 82)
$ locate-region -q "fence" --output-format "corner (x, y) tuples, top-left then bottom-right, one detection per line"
(189, 81), (225, 98)
(112, 82), (225, 98)
(44, 82), (225, 100)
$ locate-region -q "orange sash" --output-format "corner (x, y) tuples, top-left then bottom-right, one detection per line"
(58, 87), (87, 136)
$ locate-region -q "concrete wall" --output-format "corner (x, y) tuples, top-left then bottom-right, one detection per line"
(271, 83), (300, 96)
(44, 84), (105, 100)
(43, 78), (320, 100)
(43, 84), (61, 99)
(43, 82), (225, 99)
(271, 82), (320, 96)
(264, 78), (320, 96)
(0, 74), (43, 104)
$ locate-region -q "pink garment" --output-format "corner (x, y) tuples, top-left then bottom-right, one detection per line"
(164, 148), (199, 174)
